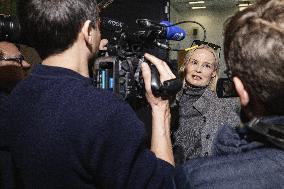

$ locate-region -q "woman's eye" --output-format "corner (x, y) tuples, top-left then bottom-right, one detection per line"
(205, 64), (212, 69)
(192, 60), (198, 65)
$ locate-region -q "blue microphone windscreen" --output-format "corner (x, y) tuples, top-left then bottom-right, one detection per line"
(160, 21), (186, 41)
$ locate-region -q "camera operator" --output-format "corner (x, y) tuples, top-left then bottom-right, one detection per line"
(0, 41), (31, 189)
(1, 0), (175, 188)
(174, 0), (284, 188)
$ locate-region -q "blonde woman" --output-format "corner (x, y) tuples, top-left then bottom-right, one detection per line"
(171, 45), (240, 165)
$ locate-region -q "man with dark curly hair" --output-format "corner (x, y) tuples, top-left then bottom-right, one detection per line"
(174, 0), (284, 188)
(0, 41), (30, 189)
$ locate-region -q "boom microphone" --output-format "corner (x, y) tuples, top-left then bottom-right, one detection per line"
(102, 17), (186, 41)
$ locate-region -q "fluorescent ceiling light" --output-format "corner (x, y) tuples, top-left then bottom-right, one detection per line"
(189, 1), (205, 4)
(191, 6), (206, 9)
(239, 7), (247, 11)
(238, 3), (250, 7)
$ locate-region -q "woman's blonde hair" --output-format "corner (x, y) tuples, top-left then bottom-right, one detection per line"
(179, 44), (220, 92)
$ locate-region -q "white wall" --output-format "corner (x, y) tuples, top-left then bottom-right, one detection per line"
(169, 6), (238, 77)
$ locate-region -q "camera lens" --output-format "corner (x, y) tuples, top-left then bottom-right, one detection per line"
(0, 14), (21, 42)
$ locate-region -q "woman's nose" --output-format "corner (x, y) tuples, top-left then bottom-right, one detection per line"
(195, 64), (202, 72)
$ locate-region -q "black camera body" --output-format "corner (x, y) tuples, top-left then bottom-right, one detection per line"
(0, 14), (182, 101)
(93, 55), (143, 101)
(216, 78), (238, 98)
(93, 18), (182, 101)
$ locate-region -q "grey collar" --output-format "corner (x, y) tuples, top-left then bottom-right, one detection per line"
(193, 88), (216, 115)
(175, 87), (216, 115)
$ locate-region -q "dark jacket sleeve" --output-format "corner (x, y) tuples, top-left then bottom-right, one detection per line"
(76, 94), (175, 189)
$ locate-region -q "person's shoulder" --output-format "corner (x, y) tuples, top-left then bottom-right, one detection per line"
(202, 89), (240, 111)
(209, 91), (241, 116)
(175, 148), (284, 189)
(201, 89), (220, 105)
(69, 82), (132, 115)
(220, 97), (240, 110)
(181, 147), (284, 174)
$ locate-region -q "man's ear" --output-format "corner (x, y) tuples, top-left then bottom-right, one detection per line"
(233, 76), (249, 106)
(81, 20), (93, 43)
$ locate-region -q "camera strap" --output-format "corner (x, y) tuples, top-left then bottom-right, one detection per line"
(244, 118), (284, 150)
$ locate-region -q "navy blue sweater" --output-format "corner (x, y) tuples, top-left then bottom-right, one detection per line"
(174, 116), (284, 189)
(0, 89), (16, 189)
(2, 64), (174, 189)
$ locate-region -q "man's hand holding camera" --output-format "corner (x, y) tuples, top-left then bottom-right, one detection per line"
(141, 52), (175, 165)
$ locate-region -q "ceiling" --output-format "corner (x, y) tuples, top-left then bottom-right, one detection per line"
(170, 0), (255, 13)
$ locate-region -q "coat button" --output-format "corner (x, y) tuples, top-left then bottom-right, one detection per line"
(204, 152), (209, 157)
(203, 117), (206, 123)
(206, 134), (210, 139)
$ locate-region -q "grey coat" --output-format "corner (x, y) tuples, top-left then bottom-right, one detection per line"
(171, 88), (240, 164)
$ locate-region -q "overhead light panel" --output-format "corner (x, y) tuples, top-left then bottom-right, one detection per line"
(239, 7), (247, 11)
(238, 3), (251, 7)
(237, 1), (252, 11)
(191, 6), (206, 9)
(237, 1), (252, 7)
(189, 1), (205, 4)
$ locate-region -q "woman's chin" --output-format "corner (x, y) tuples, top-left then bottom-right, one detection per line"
(186, 81), (207, 88)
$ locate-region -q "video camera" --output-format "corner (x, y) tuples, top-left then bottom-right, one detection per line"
(93, 17), (184, 101)
(0, 13), (183, 101)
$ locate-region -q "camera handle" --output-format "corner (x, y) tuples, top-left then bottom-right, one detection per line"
(150, 64), (182, 97)
(150, 64), (161, 95)
(136, 57), (182, 98)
